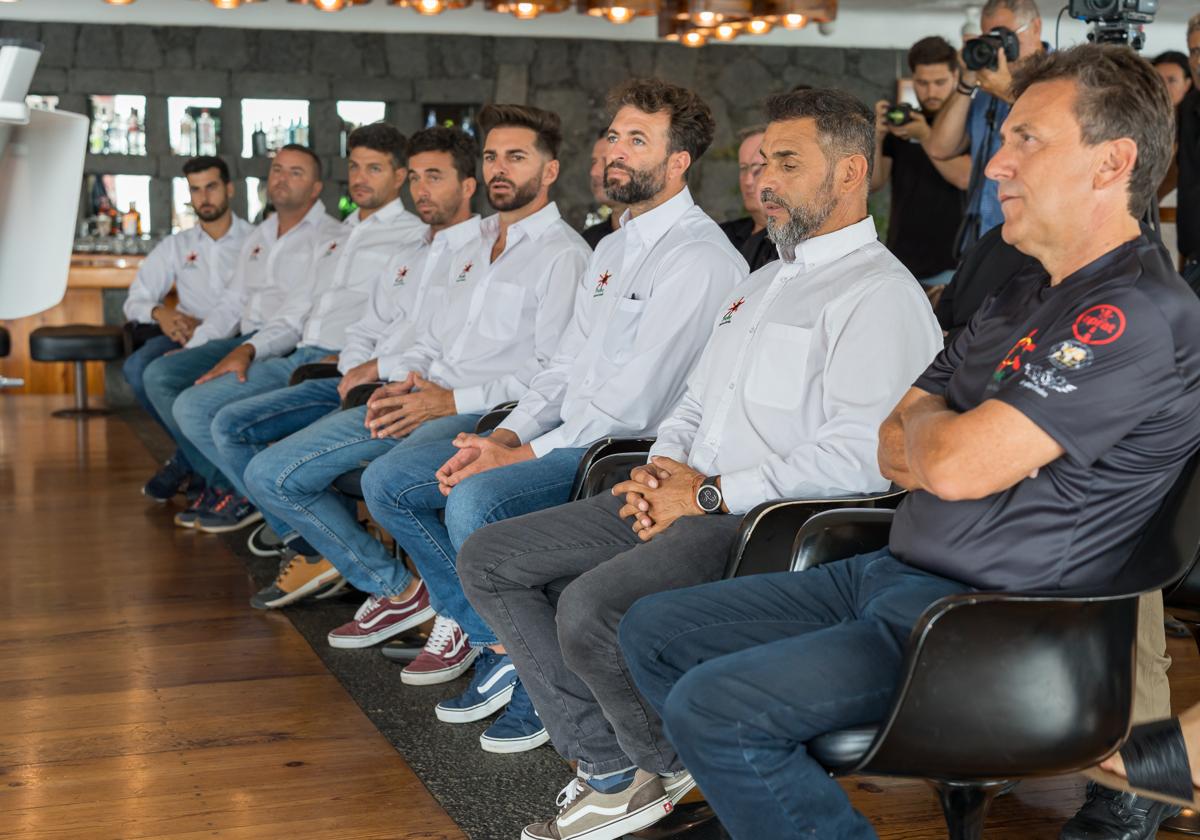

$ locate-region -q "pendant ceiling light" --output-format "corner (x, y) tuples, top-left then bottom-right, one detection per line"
(104, 0), (137, 5)
(288, 0), (372, 9)
(577, 0), (656, 25)
(391, 0), (471, 14)
(683, 0), (751, 27)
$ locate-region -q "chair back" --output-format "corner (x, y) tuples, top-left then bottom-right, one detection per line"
(475, 402), (518, 435)
(792, 509), (894, 572)
(1154, 452), (1200, 611)
(569, 438), (656, 502)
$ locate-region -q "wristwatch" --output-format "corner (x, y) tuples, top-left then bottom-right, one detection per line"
(696, 476), (724, 514)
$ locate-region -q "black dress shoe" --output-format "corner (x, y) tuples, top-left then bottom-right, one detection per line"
(1059, 782), (1182, 839)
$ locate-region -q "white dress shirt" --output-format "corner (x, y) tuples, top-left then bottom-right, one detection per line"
(499, 187), (748, 457)
(339, 215), (483, 375)
(388, 202), (590, 414)
(198, 201), (342, 360)
(123, 216), (254, 349)
(651, 217), (943, 515)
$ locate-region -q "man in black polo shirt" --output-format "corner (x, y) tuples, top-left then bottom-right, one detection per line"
(1177, 12), (1200, 288)
(871, 36), (970, 289)
(620, 45), (1200, 840)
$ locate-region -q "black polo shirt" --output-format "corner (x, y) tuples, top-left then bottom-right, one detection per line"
(718, 216), (779, 273)
(890, 234), (1200, 591)
(582, 219), (616, 250)
(1178, 88), (1200, 263)
(882, 134), (964, 280)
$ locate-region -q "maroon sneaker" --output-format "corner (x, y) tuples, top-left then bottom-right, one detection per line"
(327, 581), (435, 649)
(400, 615), (479, 685)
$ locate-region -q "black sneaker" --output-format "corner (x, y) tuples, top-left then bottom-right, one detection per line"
(142, 457), (194, 502)
(247, 522), (287, 558)
(1059, 782), (1182, 840)
(194, 493), (263, 534)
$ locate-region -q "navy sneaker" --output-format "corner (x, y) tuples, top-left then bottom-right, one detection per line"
(142, 457), (193, 502)
(480, 679), (549, 753)
(434, 648), (518, 723)
(174, 486), (221, 529)
(247, 522), (287, 558)
(195, 493), (263, 534)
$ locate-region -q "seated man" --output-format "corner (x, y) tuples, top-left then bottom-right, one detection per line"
(173, 127), (426, 533)
(363, 78), (748, 754)
(122, 155), (253, 501)
(620, 45), (1200, 840)
(456, 87), (943, 839)
(242, 108), (588, 614)
(142, 144), (342, 523)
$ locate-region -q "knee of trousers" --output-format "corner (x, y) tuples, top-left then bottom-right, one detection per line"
(141, 354), (172, 396)
(660, 663), (730, 747)
(456, 526), (508, 603)
(209, 403), (245, 452)
(171, 386), (204, 435)
(243, 447), (283, 504)
(443, 482), (498, 550)
(556, 577), (625, 673)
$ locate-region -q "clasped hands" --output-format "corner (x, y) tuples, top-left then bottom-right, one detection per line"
(611, 456), (706, 543)
(364, 372), (457, 440)
(153, 305), (201, 345)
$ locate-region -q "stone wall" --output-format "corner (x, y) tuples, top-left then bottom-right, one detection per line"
(1, 19), (904, 230)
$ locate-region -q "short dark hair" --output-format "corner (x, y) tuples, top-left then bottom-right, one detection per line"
(1011, 44), (1174, 218)
(406, 126), (478, 183)
(606, 78), (716, 169)
(347, 122), (408, 168)
(277, 144), (323, 180)
(1153, 51), (1193, 83)
(182, 155), (230, 184)
(478, 104), (563, 160)
(764, 87), (876, 182)
(908, 36), (959, 74)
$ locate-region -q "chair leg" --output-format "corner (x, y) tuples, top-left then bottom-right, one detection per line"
(928, 780), (1007, 840)
(51, 360), (111, 419)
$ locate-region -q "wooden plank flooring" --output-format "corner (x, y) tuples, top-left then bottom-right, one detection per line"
(0, 394), (1197, 840)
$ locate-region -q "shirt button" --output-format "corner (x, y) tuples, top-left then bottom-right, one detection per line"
(728, 383), (735, 390)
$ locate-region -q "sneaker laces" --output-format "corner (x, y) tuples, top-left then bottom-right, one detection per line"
(423, 615), (460, 655)
(555, 778), (587, 812)
(354, 595), (382, 622)
(211, 492), (235, 513)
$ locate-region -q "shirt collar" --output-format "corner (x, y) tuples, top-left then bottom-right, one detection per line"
(479, 201), (563, 249)
(276, 200), (328, 240)
(779, 216), (878, 269)
(347, 197), (406, 229)
(429, 214), (483, 250)
(618, 187), (695, 249)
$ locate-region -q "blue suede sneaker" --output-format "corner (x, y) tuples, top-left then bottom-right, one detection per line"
(142, 456), (194, 502)
(434, 648), (518, 724)
(195, 493), (263, 534)
(480, 679), (549, 754)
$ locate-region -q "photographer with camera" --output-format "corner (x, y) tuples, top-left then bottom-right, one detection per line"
(927, 0), (1045, 255)
(872, 36), (970, 290)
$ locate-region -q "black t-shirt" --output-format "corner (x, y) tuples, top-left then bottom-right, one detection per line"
(1177, 88), (1200, 262)
(890, 234), (1200, 591)
(882, 133), (964, 280)
(582, 219), (616, 250)
(718, 216), (779, 273)
(935, 224), (1039, 340)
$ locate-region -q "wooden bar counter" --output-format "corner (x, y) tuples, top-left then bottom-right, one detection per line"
(0, 253), (144, 397)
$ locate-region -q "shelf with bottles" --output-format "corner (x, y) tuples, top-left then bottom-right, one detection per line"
(336, 100), (386, 158)
(242, 99), (310, 159)
(89, 95), (148, 157)
(170, 97), (223, 158)
(423, 104), (478, 139)
(76, 173), (160, 254)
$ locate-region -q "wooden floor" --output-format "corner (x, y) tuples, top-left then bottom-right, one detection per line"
(0, 394), (1197, 840)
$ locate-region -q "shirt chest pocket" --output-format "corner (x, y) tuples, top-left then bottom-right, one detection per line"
(746, 322), (812, 411)
(600, 297), (647, 365)
(477, 281), (526, 341)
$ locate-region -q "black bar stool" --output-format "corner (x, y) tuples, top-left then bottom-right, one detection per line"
(29, 325), (126, 418)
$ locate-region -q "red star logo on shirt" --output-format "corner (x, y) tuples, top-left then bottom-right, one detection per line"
(455, 262), (474, 282)
(394, 266), (409, 285)
(593, 270), (612, 298)
(185, 251), (198, 264)
(325, 241), (339, 256)
(719, 297), (746, 326)
(249, 245), (263, 261)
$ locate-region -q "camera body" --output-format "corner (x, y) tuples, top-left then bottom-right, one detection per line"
(885, 103), (916, 127)
(963, 26), (1021, 72)
(1068, 0), (1156, 49)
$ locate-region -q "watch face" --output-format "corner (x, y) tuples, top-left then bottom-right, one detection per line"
(698, 485), (721, 512)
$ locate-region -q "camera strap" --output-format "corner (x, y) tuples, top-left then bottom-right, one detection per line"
(953, 97), (1001, 260)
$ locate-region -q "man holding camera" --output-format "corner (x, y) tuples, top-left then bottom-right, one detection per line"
(872, 36), (970, 290)
(927, 0), (1045, 255)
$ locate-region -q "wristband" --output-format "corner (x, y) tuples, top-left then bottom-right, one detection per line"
(957, 81), (979, 97)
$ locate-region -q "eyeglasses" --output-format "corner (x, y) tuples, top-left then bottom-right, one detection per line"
(738, 163), (766, 177)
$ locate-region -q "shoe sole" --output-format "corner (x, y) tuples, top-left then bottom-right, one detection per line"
(401, 646), (481, 686)
(327, 603), (436, 649)
(247, 523), (287, 557)
(664, 775), (696, 805)
(142, 489), (173, 504)
(313, 577), (350, 600)
(435, 680), (516, 723)
(519, 794), (673, 840)
(173, 515), (199, 529)
(480, 726), (550, 754)
(195, 510), (265, 534)
(257, 569), (343, 609)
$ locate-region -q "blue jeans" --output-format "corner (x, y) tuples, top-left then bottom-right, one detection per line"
(917, 268), (955, 288)
(244, 410), (482, 599)
(172, 345), (333, 495)
(363, 444), (586, 646)
(211, 376), (343, 521)
(123, 333), (189, 469)
(620, 549), (970, 840)
(142, 336), (247, 488)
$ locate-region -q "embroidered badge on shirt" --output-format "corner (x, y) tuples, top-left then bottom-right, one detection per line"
(249, 245), (263, 262)
(1073, 304), (1126, 345)
(455, 261), (473, 283)
(183, 251), (199, 269)
(718, 297), (746, 326)
(323, 241), (340, 258)
(593, 271), (611, 298)
(394, 266), (409, 286)
(1019, 363), (1077, 397)
(992, 329), (1038, 384)
(1047, 339), (1093, 371)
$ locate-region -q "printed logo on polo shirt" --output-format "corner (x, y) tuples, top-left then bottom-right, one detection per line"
(393, 266), (409, 286)
(455, 261), (473, 283)
(593, 270), (612, 298)
(1047, 339), (1093, 371)
(1073, 304), (1126, 346)
(322, 241), (340, 258)
(182, 251), (199, 269)
(249, 244), (263, 262)
(1019, 363), (1077, 398)
(718, 297), (746, 327)
(991, 329), (1038, 384)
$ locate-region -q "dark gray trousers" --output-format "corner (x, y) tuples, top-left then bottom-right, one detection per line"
(458, 490), (742, 776)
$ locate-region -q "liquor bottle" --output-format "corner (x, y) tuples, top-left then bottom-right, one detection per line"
(252, 123), (268, 157)
(107, 119), (127, 155)
(197, 110), (217, 155)
(294, 120), (308, 146)
(127, 108), (143, 155)
(89, 116), (107, 155)
(179, 111), (197, 156)
(122, 202), (142, 236)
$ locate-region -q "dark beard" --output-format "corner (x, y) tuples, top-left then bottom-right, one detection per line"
(604, 159), (668, 206)
(195, 202), (228, 222)
(487, 176), (541, 212)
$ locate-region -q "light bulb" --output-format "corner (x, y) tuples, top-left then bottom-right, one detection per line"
(210, 0), (241, 8)
(682, 30), (706, 46)
(314, 0), (346, 9)
(781, 12), (806, 28)
(693, 9), (717, 25)
(104, 0), (137, 5)
(605, 5), (631, 22)
(512, 1), (540, 17)
(747, 17), (771, 34)
(714, 22), (737, 39)
(416, 0), (445, 13)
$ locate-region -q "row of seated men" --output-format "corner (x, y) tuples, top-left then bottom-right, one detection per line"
(119, 47), (1200, 840)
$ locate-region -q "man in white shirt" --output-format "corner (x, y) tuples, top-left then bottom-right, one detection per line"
(456, 87), (942, 840)
(122, 156), (253, 502)
(360, 79), (745, 756)
(242, 111), (588, 619)
(142, 144), (341, 526)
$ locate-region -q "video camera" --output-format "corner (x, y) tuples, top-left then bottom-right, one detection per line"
(963, 26), (1021, 72)
(1068, 0), (1156, 50)
(884, 103), (917, 127)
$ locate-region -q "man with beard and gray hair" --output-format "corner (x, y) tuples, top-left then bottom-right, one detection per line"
(452, 86), (941, 840)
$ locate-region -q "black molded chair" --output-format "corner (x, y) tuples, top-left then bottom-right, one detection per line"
(29, 325), (126, 417)
(288, 361), (341, 386)
(0, 326), (10, 358)
(795, 452), (1200, 840)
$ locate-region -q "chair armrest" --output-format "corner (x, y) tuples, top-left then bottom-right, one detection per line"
(568, 437), (656, 502)
(474, 401), (519, 435)
(341, 381), (385, 410)
(792, 508), (896, 572)
(289, 362), (341, 387)
(725, 489), (906, 578)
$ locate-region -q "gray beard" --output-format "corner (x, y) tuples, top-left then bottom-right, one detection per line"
(763, 173), (836, 252)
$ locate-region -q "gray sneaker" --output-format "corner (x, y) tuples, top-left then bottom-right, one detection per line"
(521, 771), (672, 840)
(661, 769), (696, 805)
